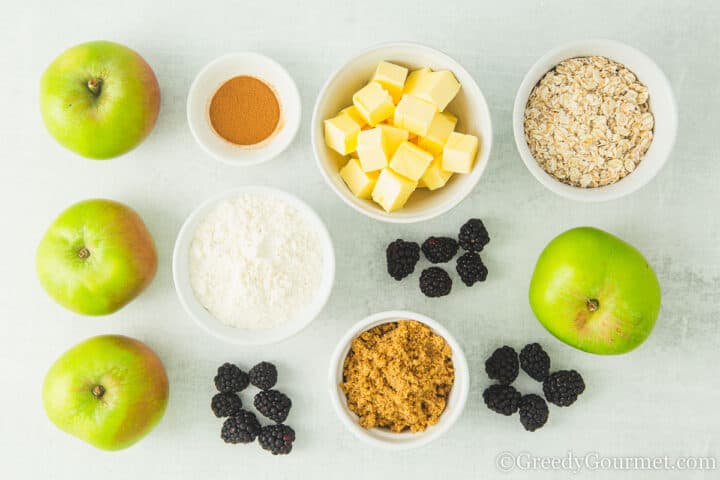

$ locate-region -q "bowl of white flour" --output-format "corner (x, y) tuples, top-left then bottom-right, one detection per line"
(173, 186), (335, 345)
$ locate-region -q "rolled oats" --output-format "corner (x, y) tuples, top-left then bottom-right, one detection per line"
(524, 56), (654, 188)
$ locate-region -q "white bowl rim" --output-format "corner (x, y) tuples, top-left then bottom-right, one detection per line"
(186, 52), (302, 167)
(172, 186), (335, 345)
(328, 310), (470, 450)
(311, 41), (493, 223)
(512, 38), (678, 202)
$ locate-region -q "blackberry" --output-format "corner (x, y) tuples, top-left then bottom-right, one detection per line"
(386, 239), (420, 281)
(519, 343), (551, 382)
(419, 267), (452, 297)
(220, 410), (261, 444)
(485, 346), (519, 385)
(421, 236), (459, 263)
(211, 392), (242, 418)
(456, 251), (488, 286)
(214, 363), (249, 393)
(519, 394), (549, 432)
(248, 361), (278, 390)
(254, 390), (292, 423)
(258, 424), (295, 455)
(483, 384), (521, 415)
(543, 370), (585, 407)
(458, 218), (490, 252)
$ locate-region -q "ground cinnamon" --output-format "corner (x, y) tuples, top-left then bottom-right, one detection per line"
(209, 75), (280, 146)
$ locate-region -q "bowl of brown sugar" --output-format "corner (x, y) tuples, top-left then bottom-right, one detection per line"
(187, 52), (301, 166)
(328, 310), (469, 450)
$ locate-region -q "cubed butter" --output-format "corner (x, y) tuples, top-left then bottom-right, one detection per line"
(340, 105), (366, 128)
(379, 124), (409, 152)
(372, 61), (408, 104)
(371, 168), (417, 212)
(421, 156), (454, 190)
(389, 141), (434, 181)
(411, 70), (461, 112)
(442, 132), (479, 173)
(352, 82), (395, 126)
(394, 94), (437, 137)
(417, 111), (457, 155)
(340, 157), (379, 199)
(404, 67), (432, 96)
(324, 113), (361, 155)
(356, 125), (409, 172)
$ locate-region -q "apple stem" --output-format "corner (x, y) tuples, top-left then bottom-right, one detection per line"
(87, 78), (103, 96)
(92, 385), (106, 399)
(77, 247), (90, 259)
(586, 298), (600, 312)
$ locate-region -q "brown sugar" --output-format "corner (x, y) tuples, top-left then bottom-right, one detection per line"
(209, 75), (280, 146)
(341, 320), (454, 433)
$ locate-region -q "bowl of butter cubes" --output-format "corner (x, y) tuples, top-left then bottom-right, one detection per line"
(312, 42), (493, 223)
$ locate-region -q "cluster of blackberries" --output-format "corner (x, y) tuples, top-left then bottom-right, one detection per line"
(482, 343), (585, 432)
(211, 362), (295, 455)
(386, 219), (490, 297)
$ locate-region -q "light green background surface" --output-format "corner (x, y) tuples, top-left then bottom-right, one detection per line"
(1, 0), (718, 478)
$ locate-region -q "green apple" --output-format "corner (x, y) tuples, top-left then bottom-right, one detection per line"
(529, 227), (661, 355)
(40, 40), (160, 159)
(43, 335), (169, 451)
(36, 199), (158, 315)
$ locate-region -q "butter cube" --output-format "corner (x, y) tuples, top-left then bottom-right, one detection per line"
(442, 132), (479, 173)
(372, 61), (408, 104)
(352, 82), (395, 126)
(417, 177), (427, 188)
(394, 94), (437, 137)
(421, 156), (454, 190)
(389, 141), (434, 181)
(357, 125), (409, 172)
(411, 70), (461, 111)
(340, 105), (366, 128)
(340, 157), (379, 199)
(324, 113), (361, 155)
(417, 111), (457, 155)
(372, 168), (417, 212)
(404, 67), (432, 96)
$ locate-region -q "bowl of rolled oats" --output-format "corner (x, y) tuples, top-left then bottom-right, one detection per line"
(513, 39), (677, 201)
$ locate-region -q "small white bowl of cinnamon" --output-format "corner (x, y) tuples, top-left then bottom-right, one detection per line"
(187, 52), (301, 166)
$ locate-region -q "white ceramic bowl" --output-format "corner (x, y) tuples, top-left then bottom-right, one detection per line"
(328, 310), (469, 450)
(187, 53), (301, 166)
(172, 187), (335, 345)
(312, 43), (493, 223)
(513, 39), (677, 202)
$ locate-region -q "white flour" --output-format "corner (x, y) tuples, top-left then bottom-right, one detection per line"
(189, 194), (323, 330)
